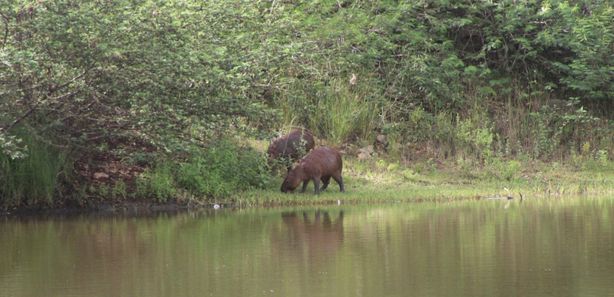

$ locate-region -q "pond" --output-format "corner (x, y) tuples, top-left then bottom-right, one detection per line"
(2, 198), (614, 297)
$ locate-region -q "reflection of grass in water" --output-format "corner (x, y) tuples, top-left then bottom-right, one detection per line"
(236, 158), (614, 207)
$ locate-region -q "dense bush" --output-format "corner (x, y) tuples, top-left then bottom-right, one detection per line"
(135, 163), (177, 203)
(136, 140), (270, 201)
(260, 0), (613, 159)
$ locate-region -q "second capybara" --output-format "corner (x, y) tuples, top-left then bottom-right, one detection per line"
(267, 128), (315, 170)
(281, 146), (344, 194)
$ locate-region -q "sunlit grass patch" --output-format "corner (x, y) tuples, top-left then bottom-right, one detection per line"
(235, 157), (614, 207)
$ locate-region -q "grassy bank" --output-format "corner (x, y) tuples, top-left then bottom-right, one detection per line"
(232, 157), (614, 207)
(1, 131), (612, 212)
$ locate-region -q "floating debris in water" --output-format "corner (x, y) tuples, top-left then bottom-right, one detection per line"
(213, 204), (221, 210)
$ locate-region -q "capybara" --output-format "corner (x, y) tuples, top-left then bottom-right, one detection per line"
(267, 128), (315, 170)
(281, 146), (344, 194)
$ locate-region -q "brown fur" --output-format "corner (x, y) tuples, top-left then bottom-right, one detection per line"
(281, 146), (344, 194)
(267, 128), (315, 170)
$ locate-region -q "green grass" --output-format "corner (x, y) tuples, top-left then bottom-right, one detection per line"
(232, 157), (614, 207)
(0, 133), (68, 209)
(308, 79), (378, 144)
(279, 77), (379, 145)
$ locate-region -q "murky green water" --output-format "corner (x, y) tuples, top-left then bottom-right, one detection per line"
(2, 198), (614, 297)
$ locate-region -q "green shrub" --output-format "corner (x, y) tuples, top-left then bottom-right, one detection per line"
(405, 107), (434, 143)
(135, 139), (271, 201)
(597, 150), (609, 165)
(135, 164), (176, 202)
(456, 112), (495, 162)
(486, 159), (522, 181)
(111, 180), (128, 200)
(176, 140), (270, 199)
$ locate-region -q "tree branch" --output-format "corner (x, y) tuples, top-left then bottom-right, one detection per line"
(1, 67), (93, 133)
(47, 66), (95, 94)
(0, 101), (41, 133)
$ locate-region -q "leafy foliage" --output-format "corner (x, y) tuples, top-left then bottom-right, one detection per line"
(176, 140), (270, 198)
(136, 163), (176, 203)
(136, 139), (270, 201)
(0, 0), (612, 206)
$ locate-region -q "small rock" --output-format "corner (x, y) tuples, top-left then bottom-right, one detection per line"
(357, 145), (375, 160)
(375, 134), (388, 152)
(93, 172), (109, 180)
(357, 152), (370, 160)
(349, 73), (357, 85)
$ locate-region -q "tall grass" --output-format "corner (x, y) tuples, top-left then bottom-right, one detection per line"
(279, 76), (380, 145)
(309, 79), (378, 144)
(0, 133), (67, 209)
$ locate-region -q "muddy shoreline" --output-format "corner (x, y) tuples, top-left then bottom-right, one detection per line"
(0, 201), (215, 218)
(0, 196), (482, 218)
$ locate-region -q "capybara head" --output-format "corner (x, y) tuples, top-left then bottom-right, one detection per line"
(281, 165), (304, 193)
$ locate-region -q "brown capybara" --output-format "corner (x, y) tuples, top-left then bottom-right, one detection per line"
(267, 128), (315, 170)
(281, 146), (344, 194)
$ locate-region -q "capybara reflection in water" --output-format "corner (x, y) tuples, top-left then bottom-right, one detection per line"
(281, 146), (344, 194)
(267, 128), (315, 171)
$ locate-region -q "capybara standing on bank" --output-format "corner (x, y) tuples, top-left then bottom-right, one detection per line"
(267, 128), (315, 170)
(281, 146), (344, 194)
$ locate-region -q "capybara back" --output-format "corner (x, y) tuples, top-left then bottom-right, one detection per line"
(281, 146), (344, 194)
(268, 128), (315, 169)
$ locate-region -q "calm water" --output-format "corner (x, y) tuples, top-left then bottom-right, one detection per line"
(2, 198), (614, 297)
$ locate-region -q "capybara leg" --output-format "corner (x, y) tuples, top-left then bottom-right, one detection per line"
(321, 176), (331, 191)
(300, 180), (309, 193)
(312, 177), (321, 195)
(333, 175), (345, 192)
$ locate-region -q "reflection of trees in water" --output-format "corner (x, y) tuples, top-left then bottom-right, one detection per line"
(272, 210), (344, 263)
(4, 203), (614, 297)
(0, 214), (179, 297)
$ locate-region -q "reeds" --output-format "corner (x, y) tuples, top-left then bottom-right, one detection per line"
(0, 132), (67, 208)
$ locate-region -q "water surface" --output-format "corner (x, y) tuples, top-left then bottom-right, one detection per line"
(2, 198), (614, 297)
